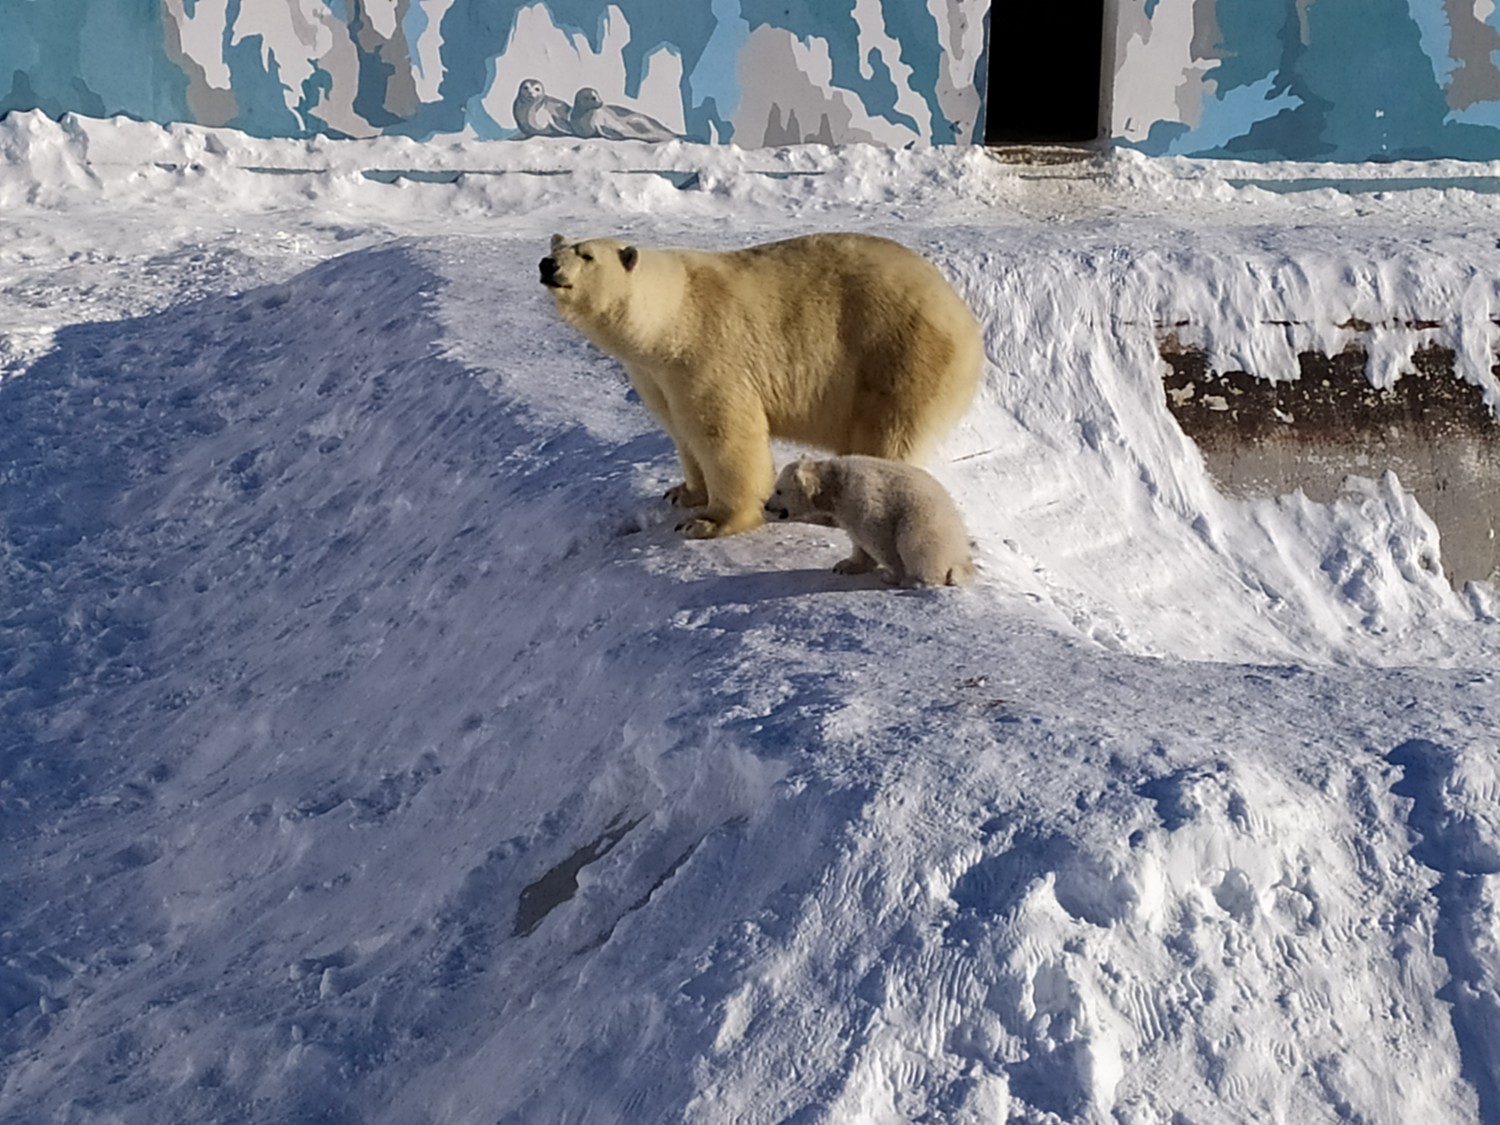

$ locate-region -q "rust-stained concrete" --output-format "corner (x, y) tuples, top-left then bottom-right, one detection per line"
(1159, 336), (1500, 587)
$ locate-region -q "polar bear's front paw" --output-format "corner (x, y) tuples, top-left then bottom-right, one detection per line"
(676, 516), (723, 539)
(665, 483), (708, 508)
(677, 510), (764, 538)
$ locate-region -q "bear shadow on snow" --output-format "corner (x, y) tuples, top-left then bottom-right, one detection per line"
(0, 241), (709, 1122)
(672, 566), (888, 608)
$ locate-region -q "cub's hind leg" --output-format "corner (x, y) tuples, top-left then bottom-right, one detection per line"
(832, 545), (879, 576)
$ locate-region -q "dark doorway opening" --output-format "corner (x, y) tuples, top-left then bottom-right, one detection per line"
(984, 0), (1105, 144)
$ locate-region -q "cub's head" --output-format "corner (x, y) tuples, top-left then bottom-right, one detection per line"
(765, 459), (838, 526)
(538, 233), (641, 324)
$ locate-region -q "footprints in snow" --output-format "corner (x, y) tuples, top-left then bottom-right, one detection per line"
(950, 763), (1273, 933)
(1388, 738), (1500, 876)
(1387, 737), (1500, 1121)
(913, 745), (1498, 1119)
(914, 764), (1340, 1120)
(949, 828), (1138, 928)
(1139, 762), (1246, 833)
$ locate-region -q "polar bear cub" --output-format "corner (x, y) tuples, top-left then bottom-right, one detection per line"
(539, 232), (982, 539)
(765, 455), (975, 587)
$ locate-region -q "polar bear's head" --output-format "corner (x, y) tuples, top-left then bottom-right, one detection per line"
(765, 459), (838, 526)
(539, 234), (640, 323)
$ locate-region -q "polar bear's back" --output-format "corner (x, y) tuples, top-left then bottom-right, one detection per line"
(669, 233), (983, 461)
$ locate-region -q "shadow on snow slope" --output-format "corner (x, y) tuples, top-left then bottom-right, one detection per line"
(0, 241), (880, 1123)
(1, 241), (1499, 1125)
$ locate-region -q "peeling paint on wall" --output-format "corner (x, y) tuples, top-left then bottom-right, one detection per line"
(0, 0), (989, 145)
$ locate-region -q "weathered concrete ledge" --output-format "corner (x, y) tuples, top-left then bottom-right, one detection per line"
(1159, 335), (1500, 587)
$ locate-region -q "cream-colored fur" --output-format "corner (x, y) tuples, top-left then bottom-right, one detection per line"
(765, 455), (975, 587)
(540, 232), (982, 538)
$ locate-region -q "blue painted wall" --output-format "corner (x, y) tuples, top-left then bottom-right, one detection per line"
(0, 0), (989, 146)
(9, 1), (1500, 159)
(1112, 0), (1500, 160)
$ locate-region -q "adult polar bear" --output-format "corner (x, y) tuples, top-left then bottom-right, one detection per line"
(540, 232), (983, 538)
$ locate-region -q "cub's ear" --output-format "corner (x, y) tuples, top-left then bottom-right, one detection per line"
(794, 460), (823, 503)
(550, 233), (567, 253)
(619, 245), (639, 271)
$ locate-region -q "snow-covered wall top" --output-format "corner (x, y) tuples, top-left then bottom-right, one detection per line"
(1112, 0), (1500, 160)
(0, 0), (989, 146)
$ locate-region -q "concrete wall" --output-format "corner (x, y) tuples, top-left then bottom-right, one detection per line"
(0, 0), (989, 146)
(1159, 334), (1500, 585)
(9, 1), (1500, 159)
(1111, 0), (1500, 160)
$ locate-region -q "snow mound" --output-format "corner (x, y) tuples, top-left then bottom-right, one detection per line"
(3, 114), (1500, 1124)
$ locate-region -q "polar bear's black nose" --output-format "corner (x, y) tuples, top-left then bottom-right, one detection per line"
(539, 256), (559, 286)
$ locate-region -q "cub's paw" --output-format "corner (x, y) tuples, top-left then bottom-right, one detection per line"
(833, 556), (877, 576)
(665, 483), (708, 508)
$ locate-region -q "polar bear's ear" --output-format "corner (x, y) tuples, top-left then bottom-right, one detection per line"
(550, 233), (567, 253)
(794, 460), (824, 504)
(619, 245), (639, 272)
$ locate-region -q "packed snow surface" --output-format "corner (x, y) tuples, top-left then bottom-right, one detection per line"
(2, 111), (1500, 1124)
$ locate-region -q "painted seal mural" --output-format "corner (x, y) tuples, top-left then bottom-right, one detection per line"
(512, 78), (574, 138)
(0, 0), (990, 146)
